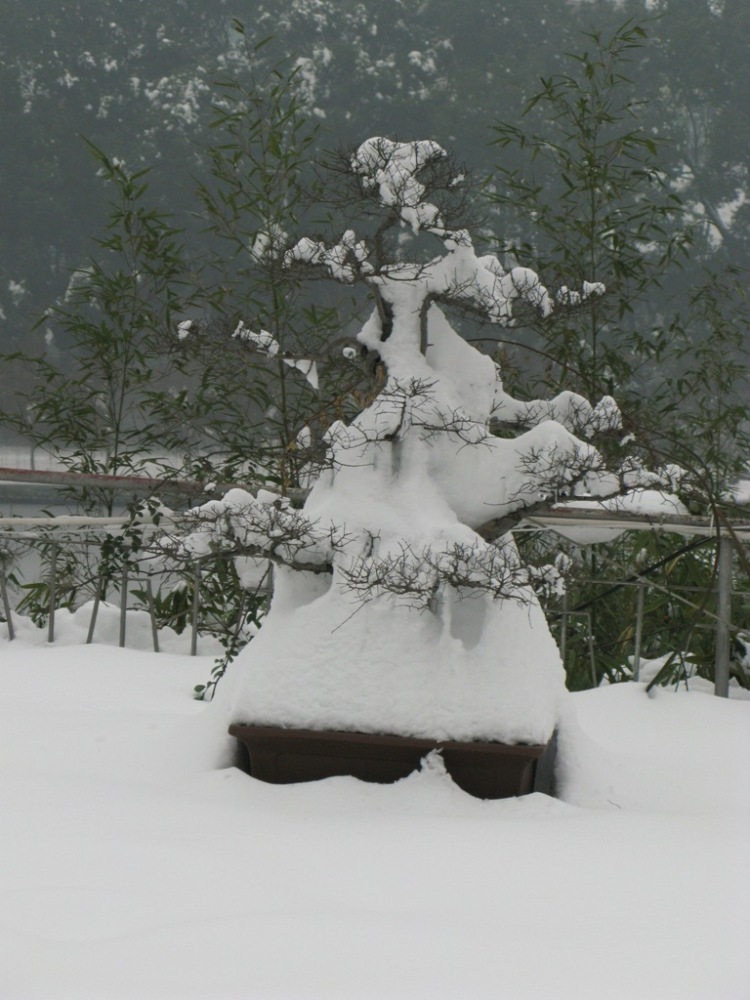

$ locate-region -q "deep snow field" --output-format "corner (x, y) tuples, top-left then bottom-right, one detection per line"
(1, 608), (749, 1000)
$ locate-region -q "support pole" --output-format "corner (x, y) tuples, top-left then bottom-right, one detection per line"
(191, 562), (201, 656)
(559, 591), (568, 669)
(715, 535), (733, 698)
(47, 543), (58, 643)
(633, 583), (645, 681)
(146, 578), (160, 653)
(586, 613), (597, 688)
(119, 564), (129, 648)
(86, 576), (103, 644)
(0, 564), (14, 641)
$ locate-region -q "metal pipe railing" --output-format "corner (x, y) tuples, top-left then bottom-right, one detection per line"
(0, 515), (747, 694)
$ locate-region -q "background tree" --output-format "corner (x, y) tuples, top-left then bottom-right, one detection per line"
(483, 19), (750, 689)
(488, 20), (688, 405)
(648, 0), (750, 262)
(163, 30), (362, 493)
(1, 147), (193, 513)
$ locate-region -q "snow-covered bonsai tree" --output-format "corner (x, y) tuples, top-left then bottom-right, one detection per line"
(181, 137), (655, 745)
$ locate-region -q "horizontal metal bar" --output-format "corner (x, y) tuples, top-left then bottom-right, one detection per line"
(0, 517), (154, 529)
(2, 509), (748, 538)
(0, 467), (309, 506)
(0, 465), (203, 494)
(560, 577), (750, 597)
(522, 509), (750, 540)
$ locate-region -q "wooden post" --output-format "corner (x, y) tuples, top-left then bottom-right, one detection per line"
(715, 535), (733, 698)
(559, 591), (568, 669)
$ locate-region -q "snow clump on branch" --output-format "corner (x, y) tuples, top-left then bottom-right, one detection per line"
(351, 136), (446, 231)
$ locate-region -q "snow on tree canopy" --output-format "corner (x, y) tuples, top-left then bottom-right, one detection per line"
(351, 136), (446, 230)
(193, 137), (651, 744)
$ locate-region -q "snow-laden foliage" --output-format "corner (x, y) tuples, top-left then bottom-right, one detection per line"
(174, 137), (676, 743)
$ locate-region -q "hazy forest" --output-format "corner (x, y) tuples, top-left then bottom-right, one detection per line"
(1, 0), (747, 354)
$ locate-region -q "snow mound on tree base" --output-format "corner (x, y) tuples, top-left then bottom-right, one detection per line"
(223, 566), (567, 745)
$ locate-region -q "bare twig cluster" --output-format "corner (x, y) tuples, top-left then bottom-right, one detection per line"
(338, 537), (539, 610)
(160, 490), (343, 576)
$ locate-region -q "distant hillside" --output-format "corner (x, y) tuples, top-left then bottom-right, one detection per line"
(1, 0), (747, 363)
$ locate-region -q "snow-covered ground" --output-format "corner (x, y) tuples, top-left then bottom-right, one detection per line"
(1, 611), (749, 1000)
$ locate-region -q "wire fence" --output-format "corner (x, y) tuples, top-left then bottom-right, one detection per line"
(550, 575), (750, 688)
(0, 519), (270, 657)
(1, 513), (748, 697)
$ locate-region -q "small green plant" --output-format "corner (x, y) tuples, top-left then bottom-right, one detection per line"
(0, 147), (197, 515)
(186, 556), (269, 700)
(0, 39), (342, 664)
(487, 20), (750, 690)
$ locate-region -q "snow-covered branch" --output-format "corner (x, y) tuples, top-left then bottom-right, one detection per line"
(162, 488), (338, 575)
(336, 534), (566, 611)
(491, 388), (622, 439)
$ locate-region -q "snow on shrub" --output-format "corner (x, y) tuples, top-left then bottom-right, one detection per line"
(173, 137), (673, 743)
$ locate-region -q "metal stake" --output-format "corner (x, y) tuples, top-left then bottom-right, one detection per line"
(47, 543), (58, 643)
(586, 612), (597, 688)
(119, 564), (129, 648)
(0, 566), (14, 640)
(86, 576), (103, 644)
(633, 583), (645, 681)
(191, 562), (201, 656)
(146, 578), (160, 653)
(715, 535), (733, 698)
(559, 591), (568, 669)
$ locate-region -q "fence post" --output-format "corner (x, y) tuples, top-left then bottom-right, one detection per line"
(119, 564), (129, 648)
(715, 535), (733, 698)
(0, 559), (14, 641)
(191, 561), (201, 656)
(633, 583), (645, 681)
(47, 542), (58, 643)
(87, 576), (103, 644)
(559, 591), (568, 669)
(585, 612), (597, 688)
(145, 578), (160, 653)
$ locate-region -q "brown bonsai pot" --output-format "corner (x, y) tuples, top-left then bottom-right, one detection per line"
(228, 724), (551, 799)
